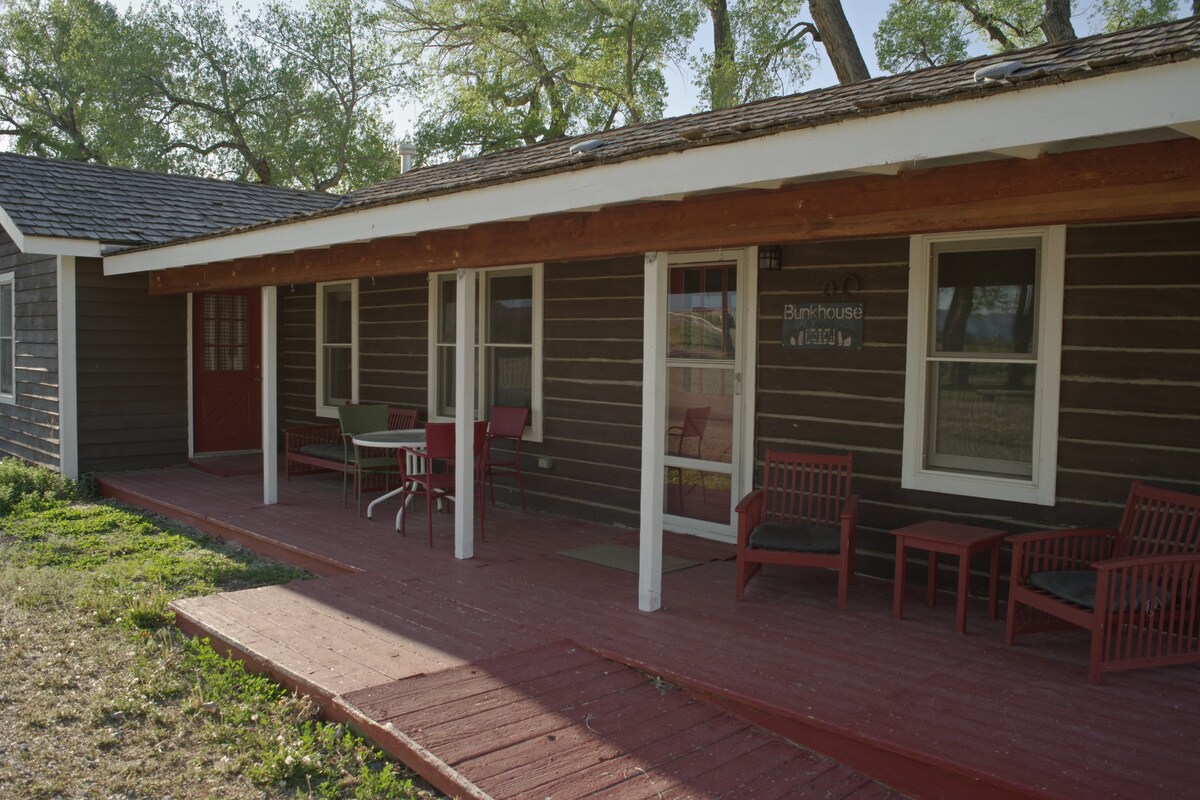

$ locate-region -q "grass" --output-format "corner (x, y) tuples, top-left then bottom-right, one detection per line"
(0, 459), (440, 800)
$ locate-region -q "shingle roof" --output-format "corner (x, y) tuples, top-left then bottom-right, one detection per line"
(0, 153), (340, 246)
(345, 16), (1200, 209)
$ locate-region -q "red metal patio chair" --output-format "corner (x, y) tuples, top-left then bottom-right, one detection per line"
(485, 406), (530, 511)
(735, 450), (858, 608)
(398, 421), (488, 546)
(668, 406), (711, 507)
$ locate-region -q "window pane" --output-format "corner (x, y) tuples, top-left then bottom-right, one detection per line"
(436, 345), (455, 417)
(438, 279), (456, 345)
(935, 247), (1036, 355)
(666, 365), (733, 464)
(0, 339), (11, 395)
(487, 346), (531, 409)
(928, 361), (1035, 477)
(323, 284), (353, 345)
(323, 346), (352, 406)
(668, 266), (736, 359)
(0, 283), (11, 329)
(663, 466), (731, 524)
(488, 274), (532, 344)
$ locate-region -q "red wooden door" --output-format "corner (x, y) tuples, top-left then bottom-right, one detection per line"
(193, 290), (261, 453)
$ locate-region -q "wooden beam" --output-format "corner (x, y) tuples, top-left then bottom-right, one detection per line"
(148, 139), (1200, 295)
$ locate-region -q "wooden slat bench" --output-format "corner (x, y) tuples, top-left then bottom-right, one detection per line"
(1006, 480), (1200, 683)
(283, 407), (419, 482)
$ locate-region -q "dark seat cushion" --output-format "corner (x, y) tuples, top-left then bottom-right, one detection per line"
(1029, 570), (1170, 612)
(749, 523), (840, 554)
(299, 443), (350, 464)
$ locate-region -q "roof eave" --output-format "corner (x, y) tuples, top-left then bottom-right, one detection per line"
(103, 57), (1200, 277)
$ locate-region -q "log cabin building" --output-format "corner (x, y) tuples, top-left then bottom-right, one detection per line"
(1, 18), (1198, 610)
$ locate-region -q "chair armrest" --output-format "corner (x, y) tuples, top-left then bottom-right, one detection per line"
(1092, 553), (1200, 616)
(1009, 527), (1120, 583)
(735, 489), (764, 547)
(840, 494), (860, 548)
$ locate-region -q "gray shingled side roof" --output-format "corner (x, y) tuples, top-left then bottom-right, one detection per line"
(344, 17), (1200, 209)
(0, 153), (341, 246)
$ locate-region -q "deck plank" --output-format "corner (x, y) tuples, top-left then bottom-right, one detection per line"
(105, 467), (1200, 800)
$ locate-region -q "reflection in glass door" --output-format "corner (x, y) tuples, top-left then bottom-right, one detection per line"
(664, 260), (738, 532)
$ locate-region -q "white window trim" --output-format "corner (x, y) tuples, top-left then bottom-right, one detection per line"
(902, 226), (1064, 506)
(315, 279), (359, 418)
(427, 264), (543, 442)
(0, 272), (14, 404)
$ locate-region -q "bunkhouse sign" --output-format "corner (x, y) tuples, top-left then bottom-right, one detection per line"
(782, 302), (864, 349)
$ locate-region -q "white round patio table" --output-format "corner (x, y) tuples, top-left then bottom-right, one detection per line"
(350, 428), (425, 522)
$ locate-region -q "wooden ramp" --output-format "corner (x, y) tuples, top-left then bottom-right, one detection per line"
(340, 641), (897, 800)
(173, 581), (901, 799)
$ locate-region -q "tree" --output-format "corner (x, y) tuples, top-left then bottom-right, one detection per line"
(0, 0), (170, 167)
(808, 0), (870, 83)
(876, 0), (1187, 73)
(694, 0), (820, 109)
(139, 0), (407, 190)
(388, 0), (697, 162)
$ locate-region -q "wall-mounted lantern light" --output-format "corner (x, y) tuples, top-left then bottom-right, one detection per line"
(758, 245), (783, 271)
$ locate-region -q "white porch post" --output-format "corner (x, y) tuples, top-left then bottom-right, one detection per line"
(55, 256), (78, 479)
(261, 286), (278, 505)
(454, 267), (477, 560)
(639, 252), (667, 612)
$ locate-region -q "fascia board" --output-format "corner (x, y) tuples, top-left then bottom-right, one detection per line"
(22, 236), (102, 257)
(0, 206), (105, 257)
(104, 58), (1200, 276)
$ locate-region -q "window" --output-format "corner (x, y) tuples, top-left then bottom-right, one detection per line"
(902, 227), (1064, 505)
(0, 273), (12, 402)
(316, 280), (357, 416)
(429, 265), (542, 439)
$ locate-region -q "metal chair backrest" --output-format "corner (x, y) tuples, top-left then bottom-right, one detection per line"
(338, 404), (389, 437)
(488, 406), (529, 440)
(761, 450), (853, 528)
(388, 407), (420, 430)
(681, 407), (710, 439)
(423, 422), (456, 460)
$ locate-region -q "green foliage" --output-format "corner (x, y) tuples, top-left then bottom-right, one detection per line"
(394, 0), (698, 162)
(876, 0), (1187, 71)
(692, 0), (816, 110)
(0, 0), (408, 191)
(0, 458), (76, 515)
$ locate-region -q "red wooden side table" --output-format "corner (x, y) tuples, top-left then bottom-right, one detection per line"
(890, 520), (1008, 634)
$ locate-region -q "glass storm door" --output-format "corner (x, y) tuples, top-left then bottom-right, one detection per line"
(663, 254), (748, 540)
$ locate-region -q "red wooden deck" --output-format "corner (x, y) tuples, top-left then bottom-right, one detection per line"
(100, 467), (1199, 800)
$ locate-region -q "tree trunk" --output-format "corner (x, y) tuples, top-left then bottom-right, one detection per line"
(706, 0), (737, 109)
(808, 0), (870, 84)
(1041, 0), (1076, 43)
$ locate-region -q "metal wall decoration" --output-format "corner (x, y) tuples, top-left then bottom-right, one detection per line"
(782, 302), (864, 349)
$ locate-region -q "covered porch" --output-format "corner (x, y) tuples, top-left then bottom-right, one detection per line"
(99, 464), (1198, 800)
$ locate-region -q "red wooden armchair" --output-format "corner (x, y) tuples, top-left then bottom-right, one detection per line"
(485, 406), (530, 510)
(398, 421), (488, 546)
(1006, 481), (1200, 683)
(735, 451), (858, 608)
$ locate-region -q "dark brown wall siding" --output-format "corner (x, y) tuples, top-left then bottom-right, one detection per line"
(534, 257), (644, 526)
(1056, 219), (1200, 505)
(76, 258), (188, 471)
(279, 276), (428, 431)
(754, 221), (1200, 584)
(0, 234), (59, 468)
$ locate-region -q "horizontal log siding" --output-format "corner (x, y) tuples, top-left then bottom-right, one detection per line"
(76, 259), (188, 471)
(0, 234), (58, 468)
(756, 239), (911, 578)
(535, 257), (644, 526)
(358, 276), (428, 412)
(1057, 219), (1200, 505)
(280, 277), (428, 431)
(756, 221), (1200, 588)
(280, 284), (318, 427)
